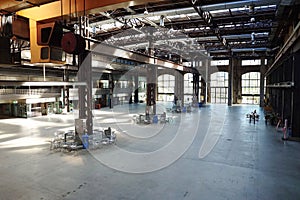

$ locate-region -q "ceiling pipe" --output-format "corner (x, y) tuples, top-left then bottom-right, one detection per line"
(201, 0), (280, 11)
(231, 47), (270, 52)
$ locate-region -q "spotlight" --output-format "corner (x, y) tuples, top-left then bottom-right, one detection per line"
(251, 32), (255, 41)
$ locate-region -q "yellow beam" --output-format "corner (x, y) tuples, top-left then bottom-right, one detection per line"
(17, 0), (164, 21)
(17, 0), (164, 64)
(29, 18), (40, 63)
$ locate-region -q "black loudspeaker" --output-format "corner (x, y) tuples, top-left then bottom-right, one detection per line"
(35, 22), (65, 63)
(37, 22), (63, 47)
(40, 46), (65, 63)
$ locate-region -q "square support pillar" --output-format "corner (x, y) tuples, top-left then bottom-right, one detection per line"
(146, 65), (157, 114)
(228, 57), (233, 106)
(175, 71), (184, 106)
(260, 58), (267, 107)
(193, 73), (200, 103)
(232, 58), (241, 104)
(134, 73), (139, 103)
(77, 51), (93, 135)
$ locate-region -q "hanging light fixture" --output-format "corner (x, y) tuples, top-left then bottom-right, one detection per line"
(251, 32), (255, 44)
(144, 6), (149, 15)
(160, 15), (165, 27)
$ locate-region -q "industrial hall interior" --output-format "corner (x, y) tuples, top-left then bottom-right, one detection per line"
(0, 0), (300, 199)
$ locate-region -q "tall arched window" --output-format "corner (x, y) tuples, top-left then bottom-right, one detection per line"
(210, 72), (228, 104)
(157, 74), (175, 102)
(184, 73), (193, 103)
(241, 72), (260, 104)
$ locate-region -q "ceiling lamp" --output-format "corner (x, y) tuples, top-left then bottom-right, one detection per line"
(249, 4), (255, 14)
(251, 32), (255, 41)
(251, 32), (255, 44)
(160, 15), (165, 27)
(144, 6), (149, 15)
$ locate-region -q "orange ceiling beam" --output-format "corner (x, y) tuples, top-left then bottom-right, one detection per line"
(17, 0), (163, 21)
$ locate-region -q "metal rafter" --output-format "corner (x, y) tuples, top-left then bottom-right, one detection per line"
(189, 0), (229, 49)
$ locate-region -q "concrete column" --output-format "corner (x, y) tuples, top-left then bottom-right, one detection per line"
(128, 75), (133, 104)
(236, 75), (242, 104)
(260, 57), (267, 107)
(228, 57), (233, 106)
(204, 59), (210, 104)
(63, 67), (70, 112)
(78, 51), (93, 135)
(108, 73), (114, 109)
(193, 73), (200, 103)
(175, 72), (184, 106)
(146, 65), (157, 114)
(134, 73), (139, 103)
(232, 58), (242, 104)
(145, 30), (157, 114)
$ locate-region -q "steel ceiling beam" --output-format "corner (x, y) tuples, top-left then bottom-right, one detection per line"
(188, 0), (229, 49)
(17, 0), (167, 21)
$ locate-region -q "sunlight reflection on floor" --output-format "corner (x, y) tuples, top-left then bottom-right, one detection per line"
(0, 136), (49, 149)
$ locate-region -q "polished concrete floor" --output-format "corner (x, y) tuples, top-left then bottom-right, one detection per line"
(0, 104), (300, 200)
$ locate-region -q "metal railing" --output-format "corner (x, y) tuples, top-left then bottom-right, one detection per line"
(0, 88), (61, 95)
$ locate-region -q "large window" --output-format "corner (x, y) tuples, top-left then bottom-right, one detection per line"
(210, 72), (228, 104)
(241, 72), (260, 104)
(138, 76), (147, 102)
(242, 59), (261, 66)
(211, 60), (229, 66)
(157, 74), (175, 102)
(241, 59), (267, 66)
(184, 73), (193, 103)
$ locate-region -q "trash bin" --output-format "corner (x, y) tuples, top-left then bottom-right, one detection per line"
(82, 134), (89, 149)
(152, 115), (158, 124)
(198, 102), (202, 107)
